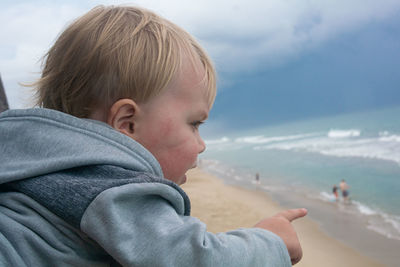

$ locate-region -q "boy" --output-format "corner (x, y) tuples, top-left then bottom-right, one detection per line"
(0, 5), (306, 266)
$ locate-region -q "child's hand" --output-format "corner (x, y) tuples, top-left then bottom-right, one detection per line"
(254, 208), (307, 265)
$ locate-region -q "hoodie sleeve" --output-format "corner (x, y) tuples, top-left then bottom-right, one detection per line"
(80, 182), (291, 267)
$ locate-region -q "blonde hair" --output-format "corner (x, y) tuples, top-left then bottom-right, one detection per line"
(34, 5), (216, 118)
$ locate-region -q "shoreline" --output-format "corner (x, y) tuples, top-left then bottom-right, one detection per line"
(183, 167), (384, 267)
(267, 183), (400, 267)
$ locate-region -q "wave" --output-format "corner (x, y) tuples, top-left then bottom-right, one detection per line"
(205, 129), (400, 164)
(318, 191), (337, 202)
(379, 134), (400, 143)
(234, 133), (318, 144)
(350, 202), (400, 240)
(317, 192), (400, 240)
(353, 200), (378, 216)
(328, 129), (360, 138)
(258, 133), (400, 165)
(200, 159), (400, 242)
(264, 137), (400, 164)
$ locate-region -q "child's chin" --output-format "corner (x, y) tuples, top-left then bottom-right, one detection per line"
(178, 174), (187, 185)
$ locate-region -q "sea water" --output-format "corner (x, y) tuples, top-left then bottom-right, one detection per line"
(201, 106), (400, 245)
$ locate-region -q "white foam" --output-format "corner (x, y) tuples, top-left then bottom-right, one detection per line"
(383, 214), (400, 233)
(340, 200), (400, 240)
(256, 132), (400, 165)
(205, 129), (400, 164)
(379, 134), (400, 143)
(318, 193), (400, 240)
(304, 187), (400, 241)
(328, 129), (361, 138)
(201, 159), (400, 241)
(234, 133), (319, 144)
(353, 201), (377, 215)
(366, 213), (400, 241)
(317, 191), (336, 202)
(379, 131), (390, 136)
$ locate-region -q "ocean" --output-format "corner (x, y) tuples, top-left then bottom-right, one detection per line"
(200, 106), (400, 265)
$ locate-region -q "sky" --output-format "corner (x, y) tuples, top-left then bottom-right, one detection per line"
(1, 0), (400, 137)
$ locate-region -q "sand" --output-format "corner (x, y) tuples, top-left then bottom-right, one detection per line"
(182, 168), (384, 267)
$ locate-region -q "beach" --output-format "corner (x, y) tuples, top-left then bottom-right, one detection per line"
(183, 167), (384, 267)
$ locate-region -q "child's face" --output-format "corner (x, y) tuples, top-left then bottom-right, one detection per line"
(133, 60), (210, 185)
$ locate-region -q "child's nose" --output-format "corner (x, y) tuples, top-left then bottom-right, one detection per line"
(198, 136), (206, 154)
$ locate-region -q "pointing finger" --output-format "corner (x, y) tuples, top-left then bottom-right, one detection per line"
(276, 208), (308, 222)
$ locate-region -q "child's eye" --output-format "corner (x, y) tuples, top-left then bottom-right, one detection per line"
(191, 121), (204, 130)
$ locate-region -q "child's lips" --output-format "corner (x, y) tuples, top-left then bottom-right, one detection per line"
(181, 165), (196, 184)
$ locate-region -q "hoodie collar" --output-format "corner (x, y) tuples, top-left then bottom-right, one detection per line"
(0, 108), (163, 184)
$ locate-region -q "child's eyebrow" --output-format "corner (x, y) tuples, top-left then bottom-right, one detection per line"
(193, 110), (208, 121)
(199, 110), (209, 120)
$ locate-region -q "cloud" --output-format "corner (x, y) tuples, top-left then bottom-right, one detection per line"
(1, 0), (400, 108)
(0, 2), (86, 107)
(128, 0), (400, 70)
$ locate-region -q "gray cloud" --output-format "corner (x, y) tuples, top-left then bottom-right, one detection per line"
(1, 0), (400, 107)
(131, 0), (400, 70)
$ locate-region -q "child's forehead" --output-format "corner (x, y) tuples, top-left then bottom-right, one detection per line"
(159, 61), (206, 98)
(138, 70), (210, 122)
(175, 52), (215, 106)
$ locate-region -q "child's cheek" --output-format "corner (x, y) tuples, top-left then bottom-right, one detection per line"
(177, 142), (200, 169)
(149, 118), (175, 145)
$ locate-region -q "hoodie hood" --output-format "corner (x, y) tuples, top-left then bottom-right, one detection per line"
(0, 108), (163, 184)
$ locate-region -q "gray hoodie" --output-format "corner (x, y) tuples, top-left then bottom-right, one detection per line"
(0, 108), (291, 266)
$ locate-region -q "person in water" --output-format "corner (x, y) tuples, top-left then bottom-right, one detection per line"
(340, 179), (350, 203)
(332, 184), (339, 202)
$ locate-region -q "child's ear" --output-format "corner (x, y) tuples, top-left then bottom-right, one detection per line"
(107, 99), (139, 138)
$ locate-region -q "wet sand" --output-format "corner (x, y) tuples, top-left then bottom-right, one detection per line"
(182, 168), (384, 267)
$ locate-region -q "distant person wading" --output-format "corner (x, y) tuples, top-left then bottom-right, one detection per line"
(340, 179), (350, 203)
